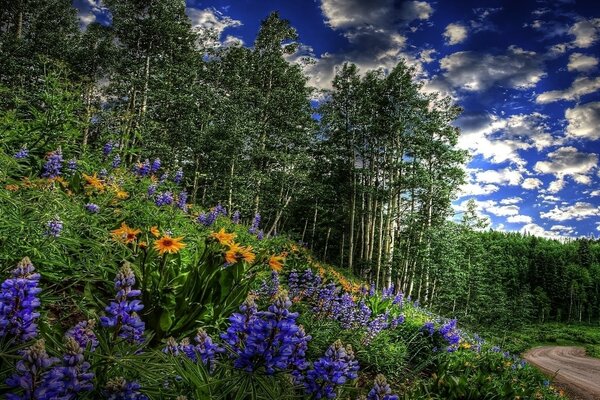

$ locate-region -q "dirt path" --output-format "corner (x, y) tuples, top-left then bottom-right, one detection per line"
(523, 346), (600, 400)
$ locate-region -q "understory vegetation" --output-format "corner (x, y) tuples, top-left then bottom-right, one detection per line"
(0, 1), (598, 399)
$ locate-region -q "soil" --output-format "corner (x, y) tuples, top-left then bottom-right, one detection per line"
(523, 346), (600, 400)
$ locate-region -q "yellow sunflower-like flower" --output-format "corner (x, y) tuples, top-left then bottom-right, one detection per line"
(154, 236), (186, 255)
(111, 222), (141, 244)
(211, 228), (236, 245)
(82, 173), (105, 191)
(5, 184), (19, 191)
(268, 255), (285, 272)
(150, 226), (160, 238)
(116, 190), (129, 199)
(225, 243), (255, 265)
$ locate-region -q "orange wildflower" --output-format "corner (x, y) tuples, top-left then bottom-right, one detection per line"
(154, 236), (186, 255)
(150, 226), (160, 238)
(5, 184), (19, 191)
(111, 222), (141, 244)
(116, 190), (129, 199)
(211, 228), (236, 245)
(268, 255), (285, 272)
(82, 173), (105, 191)
(225, 243), (255, 265)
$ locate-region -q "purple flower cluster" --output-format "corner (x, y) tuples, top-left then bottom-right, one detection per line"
(103, 377), (148, 400)
(45, 217), (63, 237)
(232, 210), (241, 224)
(363, 312), (390, 345)
(184, 329), (225, 372)
(147, 184), (157, 197)
(421, 321), (435, 336)
(221, 293), (311, 375)
(176, 191), (188, 212)
(0, 257), (41, 342)
(133, 160), (151, 177)
(112, 154), (121, 169)
(42, 149), (63, 178)
(367, 374), (398, 400)
(85, 203), (100, 213)
(173, 168), (183, 184)
(151, 158), (161, 173)
(5, 340), (59, 400)
(67, 320), (99, 351)
(304, 339), (359, 399)
(14, 147), (29, 159)
(100, 264), (145, 343)
(67, 159), (78, 173)
(439, 319), (460, 352)
(248, 213), (261, 235)
(103, 141), (115, 157)
(155, 191), (173, 207)
(287, 269), (321, 300)
(259, 271), (280, 298)
(197, 204), (227, 226)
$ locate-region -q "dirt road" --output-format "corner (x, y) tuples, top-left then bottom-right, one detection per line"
(523, 346), (600, 400)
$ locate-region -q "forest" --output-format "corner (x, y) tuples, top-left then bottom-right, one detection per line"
(0, 1), (598, 399)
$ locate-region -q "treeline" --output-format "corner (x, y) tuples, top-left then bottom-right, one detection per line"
(2, 0), (597, 328)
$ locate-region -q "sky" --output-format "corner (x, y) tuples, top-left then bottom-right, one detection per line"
(75, 0), (600, 239)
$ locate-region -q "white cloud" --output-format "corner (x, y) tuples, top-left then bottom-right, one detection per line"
(75, 0), (108, 29)
(534, 146), (598, 193)
(320, 0), (433, 29)
(536, 76), (600, 104)
(443, 23), (468, 45)
(590, 190), (600, 197)
(566, 102), (600, 140)
(569, 18), (600, 48)
(439, 46), (546, 92)
(522, 177), (543, 190)
(551, 225), (575, 234)
(400, 1), (434, 21)
(457, 182), (499, 198)
(567, 53), (598, 72)
(500, 197), (523, 205)
(540, 202), (600, 221)
(539, 194), (560, 204)
(487, 204), (520, 216)
(475, 168), (523, 186)
(419, 49), (437, 63)
(520, 223), (561, 239)
(507, 215), (532, 224)
(186, 7), (242, 38)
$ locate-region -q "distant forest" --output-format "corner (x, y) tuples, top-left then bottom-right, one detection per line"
(1, 0), (598, 327)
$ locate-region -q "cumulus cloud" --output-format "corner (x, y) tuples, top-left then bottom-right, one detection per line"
(74, 0), (108, 29)
(500, 197), (523, 205)
(551, 225), (575, 234)
(533, 146), (598, 193)
(475, 168), (523, 186)
(536, 76), (600, 104)
(320, 0), (432, 29)
(419, 49), (437, 63)
(486, 204), (520, 216)
(522, 178), (543, 190)
(519, 223), (563, 239)
(567, 53), (598, 72)
(457, 182), (499, 198)
(565, 102), (600, 140)
(540, 202), (600, 221)
(443, 23), (468, 45)
(569, 18), (600, 48)
(439, 46), (546, 92)
(507, 215), (532, 224)
(186, 7), (242, 38)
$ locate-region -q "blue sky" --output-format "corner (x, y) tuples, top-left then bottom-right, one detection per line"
(76, 0), (600, 239)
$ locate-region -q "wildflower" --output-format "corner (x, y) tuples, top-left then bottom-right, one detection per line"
(173, 168), (183, 184)
(154, 236), (186, 255)
(99, 168), (108, 179)
(232, 210), (241, 224)
(5, 340), (59, 399)
(100, 263), (145, 343)
(176, 190), (188, 212)
(103, 141), (115, 157)
(67, 320), (99, 352)
(41, 336), (95, 399)
(260, 271), (280, 297)
(45, 217), (63, 237)
(367, 374), (398, 400)
(224, 243), (255, 265)
(249, 213), (261, 234)
(421, 321), (435, 336)
(147, 184), (157, 197)
(42, 149), (63, 178)
(155, 191), (173, 207)
(159, 173), (168, 184)
(364, 312), (390, 344)
(150, 226), (160, 238)
(214, 203), (227, 216)
(257, 230), (264, 240)
(210, 228), (236, 245)
(197, 212), (216, 226)
(134, 160), (151, 177)
(151, 158), (161, 173)
(83, 173), (104, 191)
(0, 257), (42, 342)
(67, 158), (78, 173)
(103, 377), (148, 400)
(5, 184), (19, 191)
(190, 328), (225, 372)
(390, 315), (405, 328)
(268, 255), (285, 272)
(14, 147), (29, 159)
(439, 319), (460, 351)
(112, 154), (121, 169)
(115, 190), (129, 199)
(111, 222), (141, 244)
(163, 337), (180, 356)
(304, 340), (359, 399)
(85, 203), (100, 213)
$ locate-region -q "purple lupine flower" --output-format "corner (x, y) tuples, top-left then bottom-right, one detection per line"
(249, 213), (261, 235)
(103, 141), (115, 157)
(173, 168), (183, 184)
(40, 336), (94, 399)
(392, 292), (403, 307)
(134, 160), (151, 177)
(287, 270), (300, 299)
(0, 257), (41, 342)
(147, 184), (157, 197)
(221, 293), (310, 375)
(232, 211), (241, 224)
(421, 321), (435, 336)
(85, 203), (100, 213)
(163, 337), (180, 356)
(197, 212), (216, 227)
(390, 315), (405, 329)
(382, 284), (394, 299)
(14, 147), (29, 159)
(304, 340), (359, 399)
(214, 203), (227, 217)
(337, 293), (357, 328)
(67, 320), (99, 352)
(151, 158), (161, 173)
(368, 283), (376, 297)
(112, 154), (121, 169)
(159, 173), (168, 184)
(356, 301), (372, 327)
(100, 264), (145, 343)
(5, 340), (59, 399)
(191, 329), (225, 372)
(42, 149), (63, 178)
(103, 378), (148, 400)
(314, 283), (340, 317)
(363, 312), (390, 344)
(439, 319), (460, 351)
(67, 159), (78, 173)
(260, 271), (280, 298)
(176, 191), (188, 212)
(257, 230), (264, 240)
(45, 217), (63, 237)
(367, 374), (398, 400)
(155, 191), (173, 207)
